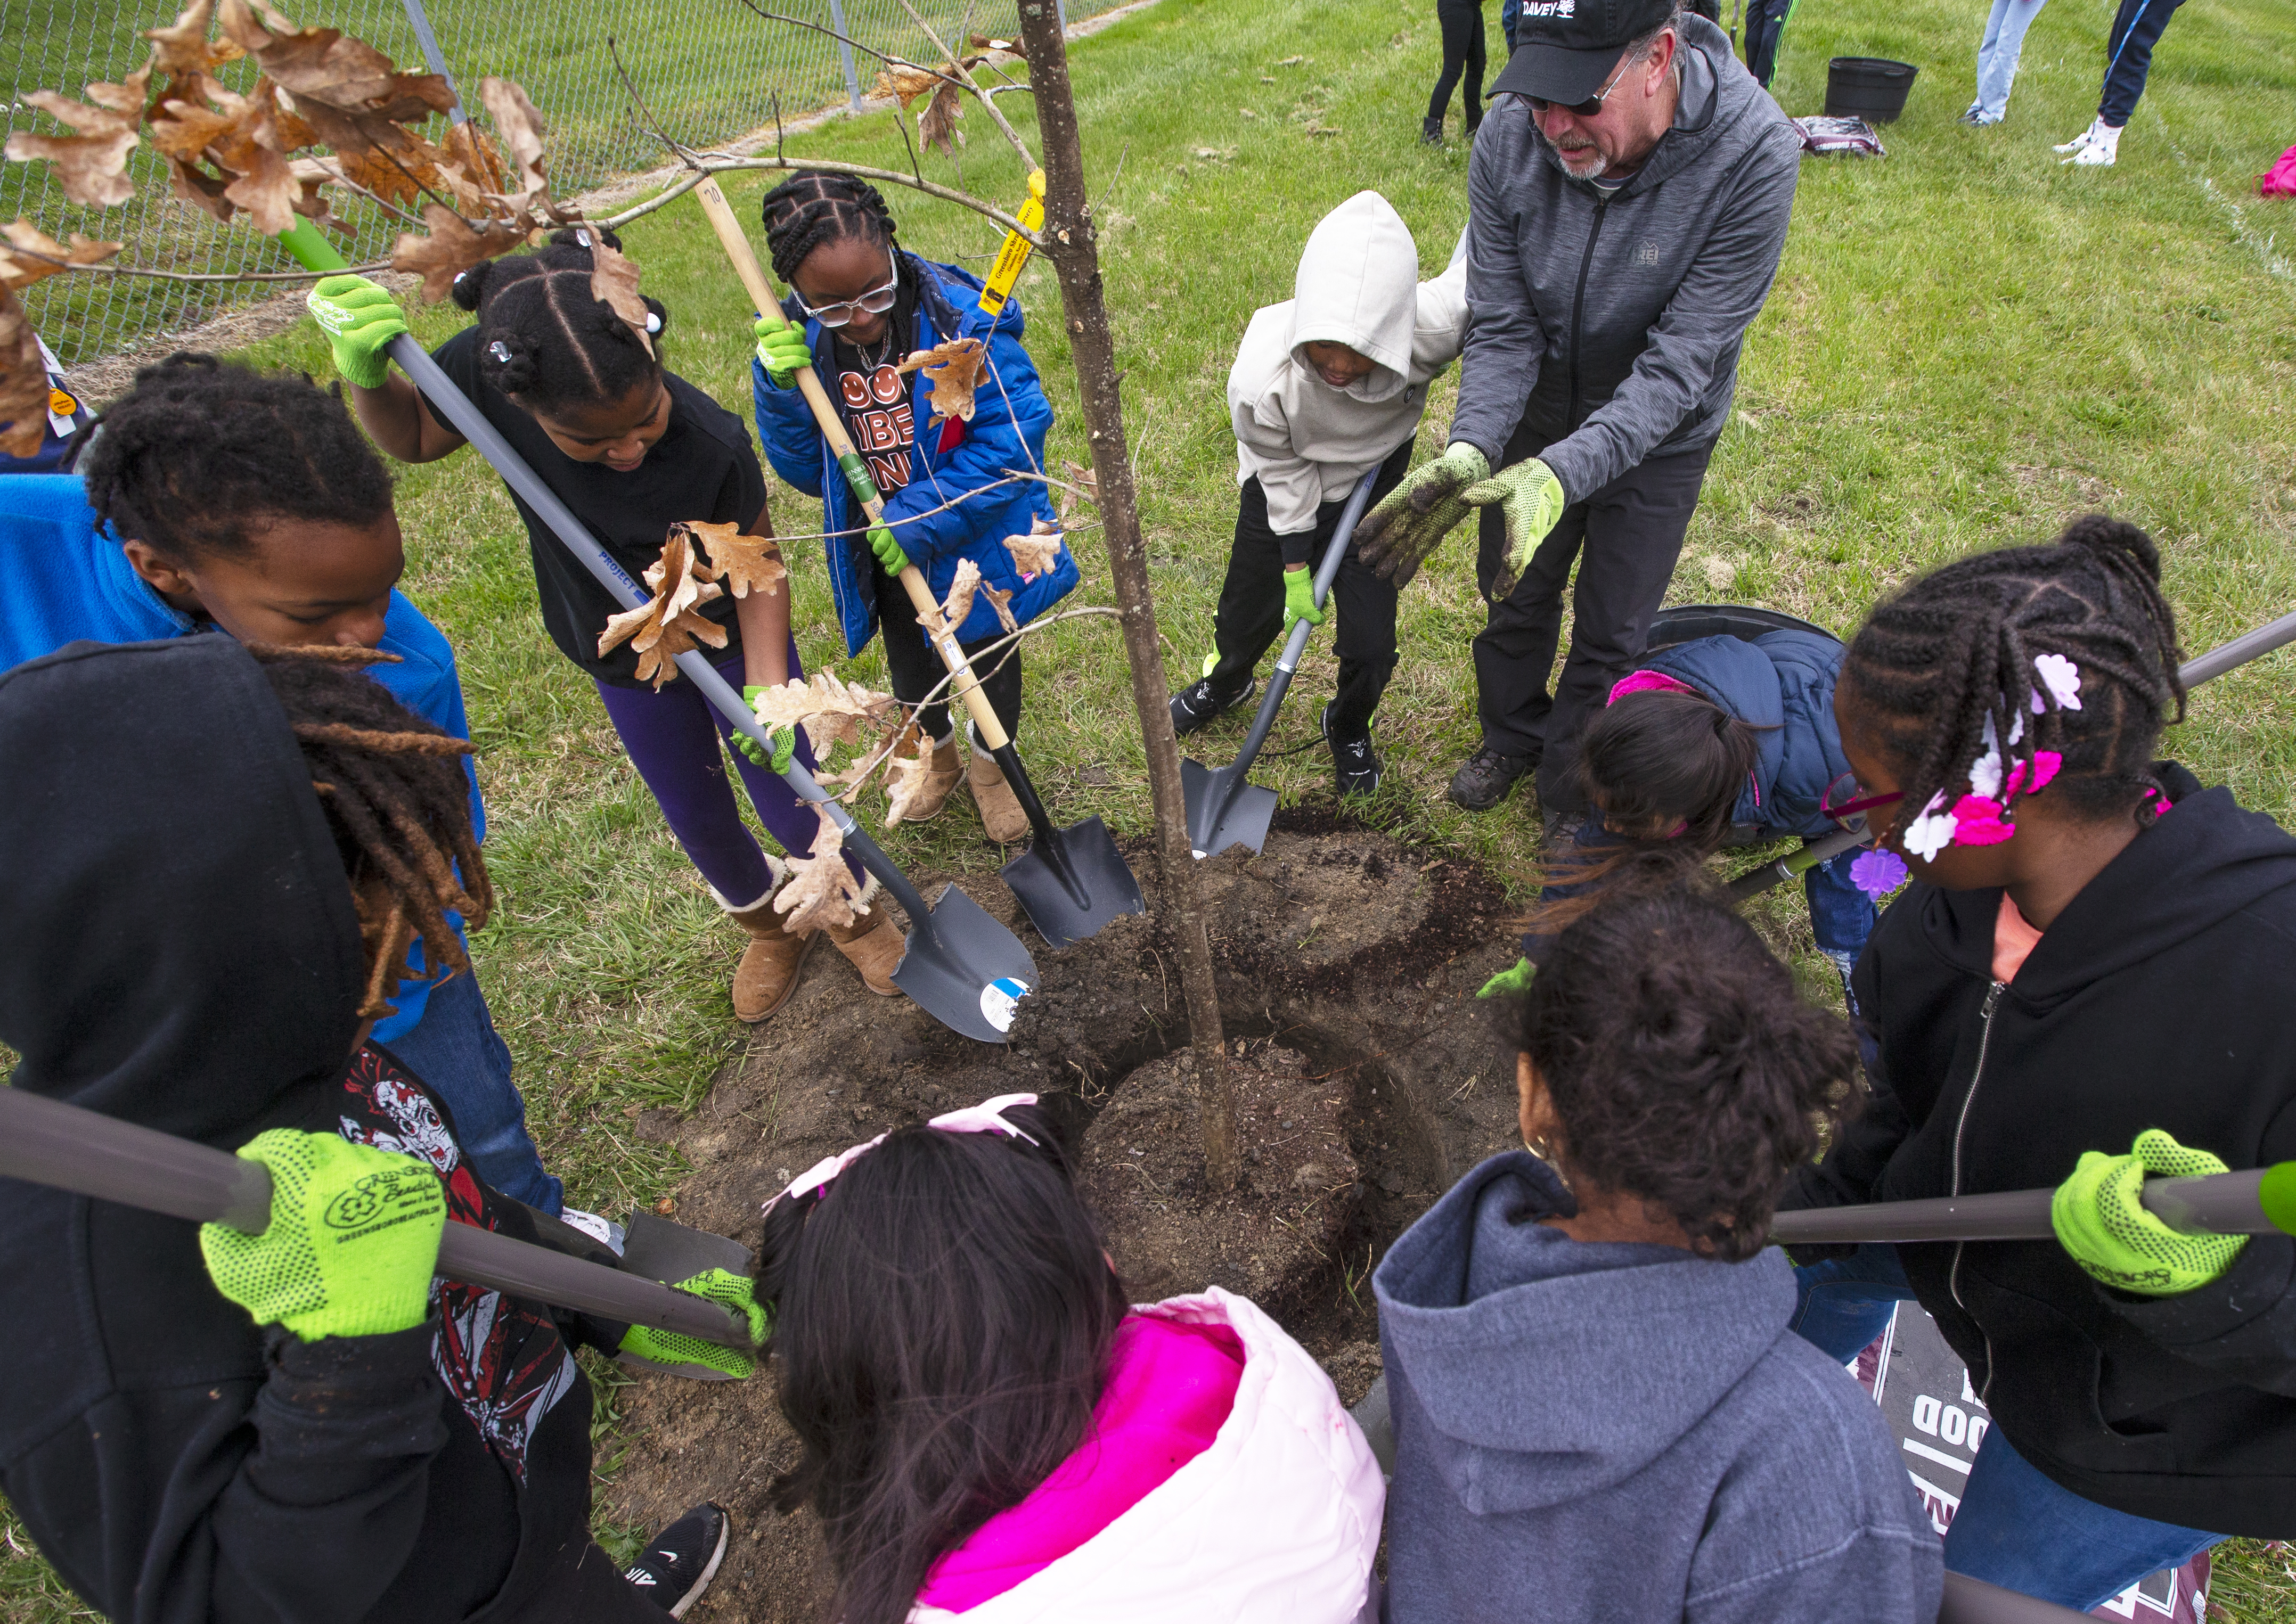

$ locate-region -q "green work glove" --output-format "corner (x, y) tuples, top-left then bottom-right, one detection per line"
(1462, 457), (1566, 599)
(617, 1267), (770, 1381)
(306, 274), (409, 390)
(200, 1129), (446, 1341)
(1477, 956), (1536, 998)
(867, 520), (910, 575)
(1280, 565), (1323, 633)
(753, 318), (812, 388)
(734, 686), (797, 773)
(2052, 1128), (2249, 1297)
(1353, 442), (1489, 587)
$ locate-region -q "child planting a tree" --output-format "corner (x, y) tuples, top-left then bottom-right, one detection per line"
(1173, 191), (1467, 797)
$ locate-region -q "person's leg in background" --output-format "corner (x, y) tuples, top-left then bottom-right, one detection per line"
(1457, 422), (1571, 811)
(1501, 0), (1521, 53)
(381, 969), (561, 1213)
(1460, 3), (1488, 139)
(595, 664), (779, 910)
(1946, 1428), (2222, 1611)
(2060, 0), (2185, 164)
(1968, 0), (2049, 122)
(1743, 0), (1796, 87)
(1424, 0), (1477, 143)
(1187, 477), (1286, 725)
(1531, 445), (1713, 824)
(1788, 1243), (1919, 1362)
(870, 557), (1030, 841)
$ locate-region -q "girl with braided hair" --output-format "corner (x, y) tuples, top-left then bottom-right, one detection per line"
(0, 352), (561, 1212)
(751, 171), (1077, 842)
(317, 228), (903, 1026)
(1777, 516), (2296, 1607)
(0, 636), (752, 1622)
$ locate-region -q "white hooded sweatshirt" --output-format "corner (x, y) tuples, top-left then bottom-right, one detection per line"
(1228, 191), (1468, 537)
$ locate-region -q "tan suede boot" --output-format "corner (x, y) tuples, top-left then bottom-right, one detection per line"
(895, 735), (963, 824)
(965, 745), (1030, 844)
(720, 864), (818, 1024)
(824, 876), (903, 996)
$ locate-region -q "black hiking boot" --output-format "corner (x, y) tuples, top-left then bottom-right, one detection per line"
(1448, 743), (1535, 811)
(1420, 116), (1445, 145)
(625, 1502), (729, 1617)
(1170, 673), (1257, 735)
(1323, 703), (1381, 798)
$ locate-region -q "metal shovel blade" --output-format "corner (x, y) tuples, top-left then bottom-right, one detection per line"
(1002, 814), (1144, 950)
(889, 880), (1041, 1044)
(1182, 755), (1279, 860)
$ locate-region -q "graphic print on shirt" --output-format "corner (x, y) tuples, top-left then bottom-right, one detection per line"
(839, 363), (915, 495)
(337, 1044), (578, 1482)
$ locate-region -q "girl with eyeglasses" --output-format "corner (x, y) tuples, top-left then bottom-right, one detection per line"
(317, 227), (903, 1030)
(751, 171), (1077, 845)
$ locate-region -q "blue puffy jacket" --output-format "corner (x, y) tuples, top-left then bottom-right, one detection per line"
(751, 254), (1077, 655)
(1638, 628), (1850, 839)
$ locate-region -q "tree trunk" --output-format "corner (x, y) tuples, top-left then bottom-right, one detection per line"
(1015, 0), (1237, 1193)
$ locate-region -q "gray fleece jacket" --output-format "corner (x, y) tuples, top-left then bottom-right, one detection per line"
(1376, 1153), (1942, 1624)
(1450, 14), (1801, 500)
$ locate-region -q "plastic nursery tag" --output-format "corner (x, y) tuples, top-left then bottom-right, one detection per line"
(976, 170), (1048, 316)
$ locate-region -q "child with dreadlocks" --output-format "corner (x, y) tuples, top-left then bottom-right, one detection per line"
(314, 228), (902, 1028)
(750, 171), (1078, 843)
(1776, 516), (2296, 1610)
(0, 636), (759, 1621)
(0, 352), (561, 1213)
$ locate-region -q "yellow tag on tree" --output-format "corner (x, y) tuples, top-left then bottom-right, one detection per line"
(977, 170), (1047, 317)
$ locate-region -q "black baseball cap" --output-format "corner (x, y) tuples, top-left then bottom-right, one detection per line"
(1489, 0), (1678, 106)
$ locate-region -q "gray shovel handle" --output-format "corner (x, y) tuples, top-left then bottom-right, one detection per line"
(1274, 466), (1382, 680)
(0, 1087), (749, 1346)
(1768, 1164), (2289, 1246)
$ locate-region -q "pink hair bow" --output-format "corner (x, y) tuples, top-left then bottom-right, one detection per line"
(764, 1092), (1041, 1214)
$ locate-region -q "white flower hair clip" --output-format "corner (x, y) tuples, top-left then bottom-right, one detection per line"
(1904, 656), (2083, 861)
(763, 1093), (1042, 1215)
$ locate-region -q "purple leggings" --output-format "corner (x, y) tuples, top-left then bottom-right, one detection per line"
(594, 643), (859, 907)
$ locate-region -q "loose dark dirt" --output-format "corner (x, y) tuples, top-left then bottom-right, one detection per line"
(603, 813), (1523, 1620)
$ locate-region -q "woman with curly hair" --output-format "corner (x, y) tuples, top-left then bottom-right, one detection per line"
(1376, 859), (1941, 1623)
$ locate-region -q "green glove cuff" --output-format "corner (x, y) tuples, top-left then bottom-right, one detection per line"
(2052, 1129), (2248, 1297)
(617, 1267), (768, 1381)
(201, 1129), (445, 1340)
(1478, 956), (1536, 998)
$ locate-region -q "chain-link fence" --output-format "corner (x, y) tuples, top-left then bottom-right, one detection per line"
(5, 0), (1106, 365)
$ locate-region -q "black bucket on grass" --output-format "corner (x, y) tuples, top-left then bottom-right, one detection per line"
(1824, 56), (1918, 122)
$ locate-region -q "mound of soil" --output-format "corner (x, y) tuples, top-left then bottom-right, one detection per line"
(601, 814), (1523, 1620)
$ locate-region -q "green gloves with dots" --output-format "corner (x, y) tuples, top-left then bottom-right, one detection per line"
(754, 319), (813, 388)
(1355, 442), (1488, 587)
(200, 1129), (446, 1341)
(306, 275), (410, 390)
(617, 1267), (770, 1381)
(734, 686), (797, 774)
(1281, 566), (1323, 633)
(1464, 457), (1566, 598)
(2052, 1129), (2249, 1297)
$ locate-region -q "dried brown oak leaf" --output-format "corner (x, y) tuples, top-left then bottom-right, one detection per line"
(897, 336), (985, 426)
(982, 582), (1018, 635)
(969, 34), (1026, 58)
(881, 724), (942, 826)
(587, 234), (652, 357)
(917, 81), (965, 161)
(0, 291), (53, 460)
(870, 62), (949, 109)
(146, 0), (246, 78)
(595, 527), (726, 689)
(393, 202), (530, 301)
(477, 77), (548, 205)
(939, 556), (983, 629)
(151, 77), (305, 233)
(1059, 458), (1097, 524)
(1003, 516), (1063, 578)
(773, 807), (868, 935)
(750, 670), (901, 756)
(0, 222), (120, 293)
(683, 519), (785, 600)
(5, 70), (150, 209)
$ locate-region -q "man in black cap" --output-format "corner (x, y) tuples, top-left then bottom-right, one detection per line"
(1355, 0), (1801, 828)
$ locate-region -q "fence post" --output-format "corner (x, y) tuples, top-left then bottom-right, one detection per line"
(824, 0), (865, 111)
(398, 0), (468, 121)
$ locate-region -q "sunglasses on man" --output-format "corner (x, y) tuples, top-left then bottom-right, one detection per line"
(794, 256), (900, 329)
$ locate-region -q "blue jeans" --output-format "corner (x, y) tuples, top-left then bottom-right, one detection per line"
(1790, 1245), (2221, 1610)
(1972, 0), (2050, 120)
(383, 967), (562, 1214)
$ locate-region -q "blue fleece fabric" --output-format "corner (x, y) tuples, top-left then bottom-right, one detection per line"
(1640, 628), (1851, 837)
(0, 474), (482, 1041)
(751, 256), (1076, 655)
(1377, 1152), (1942, 1624)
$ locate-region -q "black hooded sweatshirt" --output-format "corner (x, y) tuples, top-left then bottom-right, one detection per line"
(0, 637), (634, 1623)
(1782, 763), (2296, 1536)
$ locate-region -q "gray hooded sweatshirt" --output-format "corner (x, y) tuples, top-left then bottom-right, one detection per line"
(1376, 1153), (1942, 1624)
(1450, 13), (1802, 501)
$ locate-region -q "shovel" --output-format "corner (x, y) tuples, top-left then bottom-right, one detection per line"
(1182, 466), (1380, 859)
(0, 1086), (752, 1346)
(280, 222), (1035, 1045)
(690, 181), (1142, 952)
(1767, 1159), (2296, 1245)
(1729, 602), (2296, 903)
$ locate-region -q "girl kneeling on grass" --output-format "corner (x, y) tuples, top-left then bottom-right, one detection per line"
(1379, 861), (1942, 1623)
(756, 1095), (1384, 1624)
(750, 173), (1077, 844)
(313, 228), (900, 1028)
(1780, 516), (2296, 1610)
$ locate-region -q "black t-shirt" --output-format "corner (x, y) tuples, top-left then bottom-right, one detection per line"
(430, 327), (770, 687)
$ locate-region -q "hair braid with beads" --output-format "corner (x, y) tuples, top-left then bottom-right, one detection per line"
(450, 226), (668, 414)
(759, 171), (899, 287)
(1841, 514), (2186, 831)
(249, 644), (493, 1020)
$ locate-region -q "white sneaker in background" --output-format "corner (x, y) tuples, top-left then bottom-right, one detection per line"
(2054, 117), (2106, 154)
(2067, 122), (2123, 166)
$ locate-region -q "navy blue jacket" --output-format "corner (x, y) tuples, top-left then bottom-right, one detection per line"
(751, 254), (1075, 655)
(1640, 628), (1849, 839)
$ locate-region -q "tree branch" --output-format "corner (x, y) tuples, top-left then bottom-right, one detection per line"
(596, 156), (1039, 242)
(891, 0), (1039, 173)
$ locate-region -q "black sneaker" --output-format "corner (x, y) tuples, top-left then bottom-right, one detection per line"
(1323, 703), (1381, 798)
(1170, 674), (1257, 735)
(1420, 116), (1444, 145)
(1448, 744), (1535, 811)
(625, 1502), (729, 1617)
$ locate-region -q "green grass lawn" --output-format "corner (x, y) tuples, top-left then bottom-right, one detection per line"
(7, 0), (2296, 1613)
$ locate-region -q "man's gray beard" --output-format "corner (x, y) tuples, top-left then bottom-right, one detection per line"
(1554, 145), (1607, 177)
